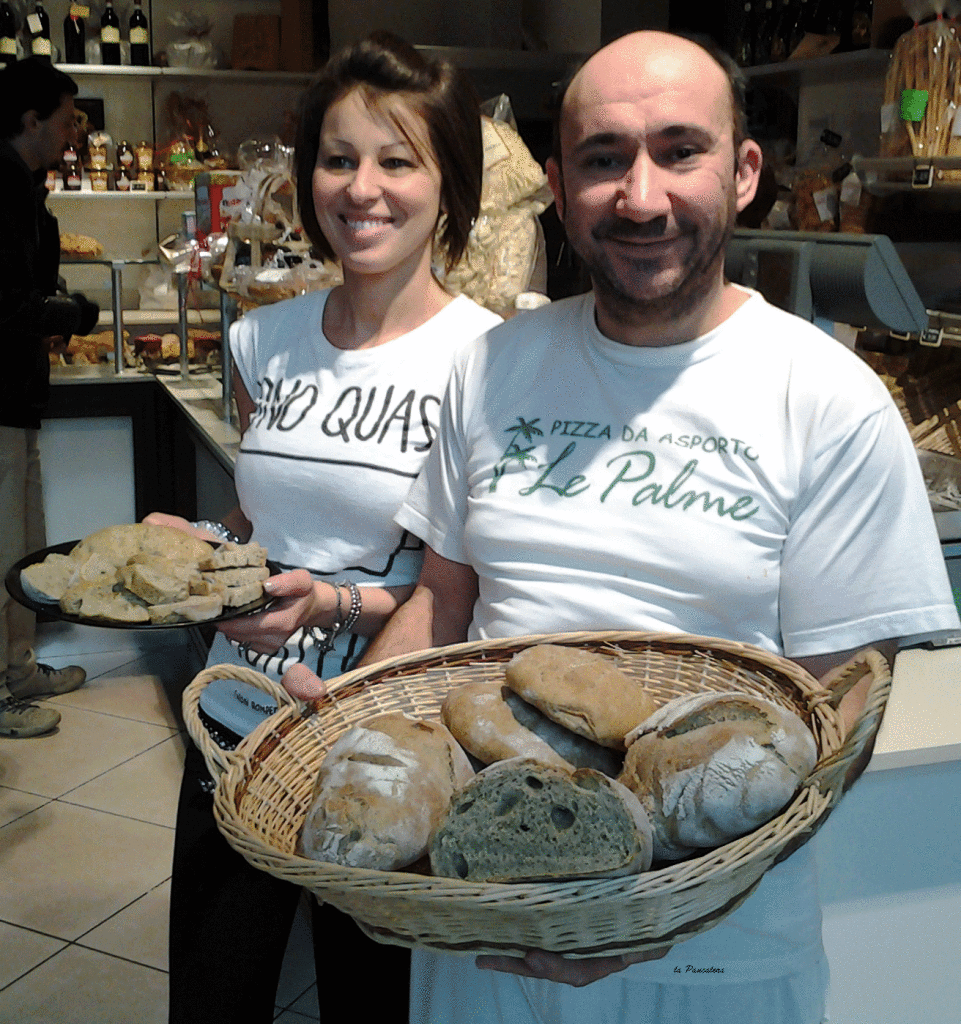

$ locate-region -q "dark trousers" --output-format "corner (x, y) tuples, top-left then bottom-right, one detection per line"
(168, 742), (411, 1023)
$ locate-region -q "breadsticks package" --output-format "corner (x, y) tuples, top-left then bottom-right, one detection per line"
(438, 95), (553, 318)
(880, 9), (961, 161)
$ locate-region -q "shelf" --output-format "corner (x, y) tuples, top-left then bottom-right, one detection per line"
(853, 155), (961, 195)
(744, 47), (892, 89)
(97, 308), (222, 327)
(56, 62), (316, 84)
(49, 189), (194, 200)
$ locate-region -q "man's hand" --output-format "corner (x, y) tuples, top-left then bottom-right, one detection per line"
(476, 946), (671, 988)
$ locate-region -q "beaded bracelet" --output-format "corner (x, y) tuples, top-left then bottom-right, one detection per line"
(336, 580), (362, 635)
(191, 519), (242, 544)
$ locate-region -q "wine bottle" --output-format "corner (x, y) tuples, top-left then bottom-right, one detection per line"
(849, 0), (873, 51)
(63, 4), (87, 64)
(734, 0), (755, 67)
(129, 0), (149, 66)
(100, 0), (121, 64)
(27, 1), (51, 60)
(754, 0), (777, 66)
(767, 0), (789, 62)
(0, 0), (18, 65)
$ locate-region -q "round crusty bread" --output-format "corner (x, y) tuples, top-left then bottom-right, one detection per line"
(619, 692), (818, 862)
(441, 679), (623, 776)
(504, 644), (658, 750)
(297, 712), (474, 871)
(429, 756), (653, 883)
(70, 523), (215, 568)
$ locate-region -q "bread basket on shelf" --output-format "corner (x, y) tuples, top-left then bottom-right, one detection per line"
(183, 631), (890, 958)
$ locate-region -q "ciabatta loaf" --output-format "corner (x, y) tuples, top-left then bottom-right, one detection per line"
(619, 692), (818, 861)
(504, 644), (658, 750)
(441, 679), (622, 775)
(298, 712), (474, 871)
(429, 757), (653, 882)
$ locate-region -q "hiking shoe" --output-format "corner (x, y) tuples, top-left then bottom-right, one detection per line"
(7, 664), (87, 700)
(0, 696), (61, 738)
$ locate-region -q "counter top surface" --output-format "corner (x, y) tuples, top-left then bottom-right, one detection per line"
(871, 646), (961, 772)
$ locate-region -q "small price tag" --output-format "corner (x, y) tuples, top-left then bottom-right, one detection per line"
(840, 171), (862, 206)
(70, 4), (91, 17)
(952, 104), (961, 137)
(900, 88), (929, 123)
(880, 102), (897, 134)
(813, 186), (838, 223)
(27, 13), (42, 32)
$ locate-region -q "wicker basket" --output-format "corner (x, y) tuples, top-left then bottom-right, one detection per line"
(184, 631), (890, 959)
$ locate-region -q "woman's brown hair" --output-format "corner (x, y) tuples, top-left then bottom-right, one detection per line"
(295, 31), (482, 272)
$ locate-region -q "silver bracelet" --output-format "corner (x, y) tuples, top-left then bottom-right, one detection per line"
(191, 519), (241, 544)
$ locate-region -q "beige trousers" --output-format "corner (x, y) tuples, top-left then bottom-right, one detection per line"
(0, 425), (46, 680)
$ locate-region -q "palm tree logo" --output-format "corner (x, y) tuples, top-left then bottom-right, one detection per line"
(491, 417), (543, 491)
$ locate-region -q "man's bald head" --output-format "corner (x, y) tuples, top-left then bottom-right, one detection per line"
(550, 31), (748, 170)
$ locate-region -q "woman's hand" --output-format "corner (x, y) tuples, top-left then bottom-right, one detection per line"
(218, 569), (331, 654)
(282, 663), (328, 701)
(142, 512), (220, 542)
(218, 571), (349, 656)
(476, 946), (672, 988)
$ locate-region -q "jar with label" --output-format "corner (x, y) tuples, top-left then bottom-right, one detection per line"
(135, 170), (154, 191)
(134, 140), (153, 172)
(115, 139), (135, 189)
(88, 130), (110, 169)
(62, 145), (81, 191)
(89, 168), (109, 192)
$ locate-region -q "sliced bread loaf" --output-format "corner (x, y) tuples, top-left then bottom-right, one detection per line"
(429, 757), (653, 883)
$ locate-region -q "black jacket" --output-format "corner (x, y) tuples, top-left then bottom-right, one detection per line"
(0, 140), (90, 428)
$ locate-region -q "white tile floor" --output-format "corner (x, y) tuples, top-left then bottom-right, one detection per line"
(0, 619), (320, 1023)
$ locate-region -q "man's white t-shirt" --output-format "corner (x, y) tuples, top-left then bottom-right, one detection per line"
(397, 288), (958, 989)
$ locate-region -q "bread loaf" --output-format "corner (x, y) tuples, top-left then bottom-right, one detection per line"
(504, 644), (658, 750)
(619, 692), (818, 862)
(70, 523), (215, 567)
(441, 679), (623, 775)
(429, 757), (653, 882)
(298, 712), (474, 871)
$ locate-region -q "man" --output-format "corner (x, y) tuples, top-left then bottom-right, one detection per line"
(283, 31), (958, 1024)
(0, 58), (98, 738)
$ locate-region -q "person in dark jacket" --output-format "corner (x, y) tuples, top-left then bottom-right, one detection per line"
(0, 58), (99, 738)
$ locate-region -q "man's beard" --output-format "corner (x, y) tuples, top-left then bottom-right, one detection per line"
(575, 205), (735, 327)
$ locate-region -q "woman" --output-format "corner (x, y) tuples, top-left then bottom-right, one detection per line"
(153, 32), (502, 1023)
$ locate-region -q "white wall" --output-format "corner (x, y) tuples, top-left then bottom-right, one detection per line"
(38, 417), (136, 544)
